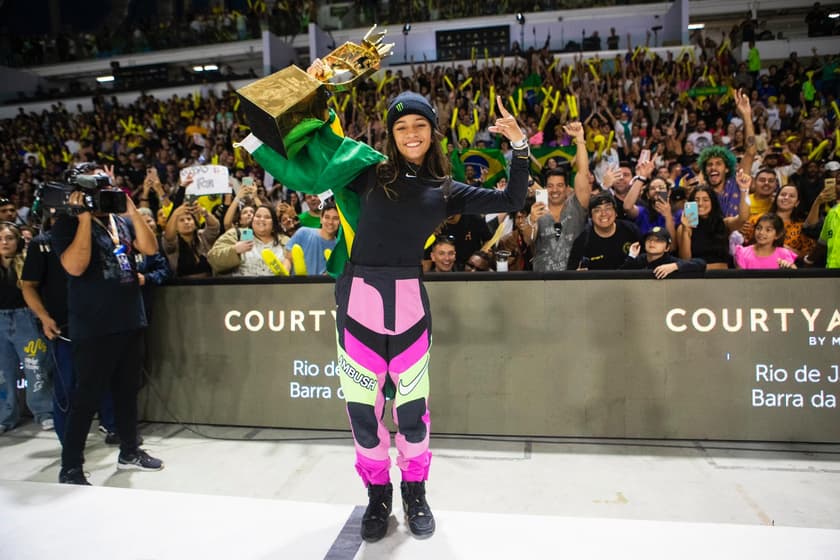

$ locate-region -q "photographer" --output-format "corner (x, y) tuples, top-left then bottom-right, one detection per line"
(162, 197), (220, 278)
(50, 179), (163, 485)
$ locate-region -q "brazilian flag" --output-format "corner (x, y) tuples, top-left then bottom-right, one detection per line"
(451, 147), (508, 188)
(530, 145), (577, 178)
(237, 109), (386, 278)
(515, 73), (545, 110)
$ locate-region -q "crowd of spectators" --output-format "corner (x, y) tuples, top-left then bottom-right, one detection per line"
(1, 25), (839, 279)
(3, 0), (668, 68)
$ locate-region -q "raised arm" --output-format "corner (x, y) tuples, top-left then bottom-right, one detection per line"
(126, 197), (158, 256)
(623, 160), (655, 219)
(724, 168), (752, 233)
(734, 89), (756, 175)
(563, 121), (592, 210)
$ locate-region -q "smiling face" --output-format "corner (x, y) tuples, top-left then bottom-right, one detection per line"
(545, 173), (569, 206)
(392, 114), (432, 165)
(320, 208), (340, 237)
(753, 219), (783, 247)
(775, 185), (799, 212)
(251, 207), (274, 238)
(694, 189), (713, 217)
(430, 241), (456, 272)
(590, 201), (617, 232)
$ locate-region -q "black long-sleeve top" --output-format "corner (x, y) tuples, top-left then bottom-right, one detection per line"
(620, 252), (707, 273)
(347, 153), (529, 268)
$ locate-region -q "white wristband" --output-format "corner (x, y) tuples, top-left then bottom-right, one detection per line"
(511, 138), (528, 150)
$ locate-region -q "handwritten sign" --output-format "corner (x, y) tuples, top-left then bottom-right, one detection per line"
(180, 165), (231, 197)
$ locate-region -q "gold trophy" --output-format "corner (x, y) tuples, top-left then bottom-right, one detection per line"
(236, 26), (393, 157)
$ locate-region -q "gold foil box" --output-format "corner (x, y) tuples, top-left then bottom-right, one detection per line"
(235, 25), (392, 158)
(236, 65), (330, 158)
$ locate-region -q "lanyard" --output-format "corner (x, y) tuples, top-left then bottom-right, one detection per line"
(92, 214), (121, 249)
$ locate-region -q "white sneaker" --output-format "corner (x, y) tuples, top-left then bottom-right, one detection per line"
(41, 418), (54, 431)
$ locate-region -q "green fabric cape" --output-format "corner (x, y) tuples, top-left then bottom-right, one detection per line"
(239, 110), (386, 277)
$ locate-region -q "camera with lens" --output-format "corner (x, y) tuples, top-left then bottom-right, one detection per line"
(34, 163), (127, 217)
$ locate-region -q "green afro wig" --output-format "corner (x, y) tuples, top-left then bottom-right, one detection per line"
(697, 146), (737, 183)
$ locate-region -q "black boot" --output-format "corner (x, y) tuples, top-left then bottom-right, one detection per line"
(361, 482), (392, 542)
(401, 481), (435, 538)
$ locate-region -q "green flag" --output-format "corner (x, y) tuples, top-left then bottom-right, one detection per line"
(238, 110), (386, 277)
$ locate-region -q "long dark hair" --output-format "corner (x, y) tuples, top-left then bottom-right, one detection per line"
(755, 213), (786, 247)
(769, 183), (808, 222)
(375, 127), (451, 198)
(689, 185), (727, 243)
(254, 204), (283, 247)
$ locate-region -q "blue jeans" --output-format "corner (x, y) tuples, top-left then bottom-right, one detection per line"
(0, 308), (53, 429)
(49, 338), (116, 444)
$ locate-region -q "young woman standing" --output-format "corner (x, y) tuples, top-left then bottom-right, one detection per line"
(243, 82), (530, 541)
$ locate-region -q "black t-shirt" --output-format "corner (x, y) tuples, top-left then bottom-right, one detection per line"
(51, 214), (147, 340)
(690, 218), (729, 265)
(438, 214), (491, 268)
(568, 219), (641, 270)
(21, 232), (69, 333)
(0, 264), (24, 309)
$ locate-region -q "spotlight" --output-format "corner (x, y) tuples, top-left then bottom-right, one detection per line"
(687, 23), (705, 30)
(515, 12), (525, 25)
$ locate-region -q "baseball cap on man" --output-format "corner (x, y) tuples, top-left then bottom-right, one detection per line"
(825, 161), (840, 172)
(588, 191), (618, 213)
(644, 226), (671, 244)
(386, 92), (437, 133)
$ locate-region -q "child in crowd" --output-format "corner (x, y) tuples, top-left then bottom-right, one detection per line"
(621, 226), (706, 278)
(733, 213), (798, 269)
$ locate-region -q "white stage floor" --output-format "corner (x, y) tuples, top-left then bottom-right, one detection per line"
(1, 422), (839, 559)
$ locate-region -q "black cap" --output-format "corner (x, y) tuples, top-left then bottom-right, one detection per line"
(386, 92), (437, 133)
(588, 191), (618, 213)
(644, 226), (671, 244)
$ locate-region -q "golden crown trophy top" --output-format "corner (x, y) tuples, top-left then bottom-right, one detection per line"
(236, 25), (393, 157)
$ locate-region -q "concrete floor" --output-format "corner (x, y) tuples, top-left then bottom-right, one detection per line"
(1, 420), (839, 559)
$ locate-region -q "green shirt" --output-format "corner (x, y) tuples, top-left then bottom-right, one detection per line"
(747, 47), (761, 72)
(819, 204), (840, 269)
(298, 212), (322, 229)
(802, 80), (816, 101)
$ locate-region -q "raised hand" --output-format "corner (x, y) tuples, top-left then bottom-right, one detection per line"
(734, 88), (752, 118)
(488, 96), (526, 145)
(601, 166), (622, 189)
(636, 159), (655, 179)
(563, 121), (584, 141)
(735, 167), (752, 191)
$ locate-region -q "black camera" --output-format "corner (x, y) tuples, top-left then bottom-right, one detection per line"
(34, 166), (127, 216)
